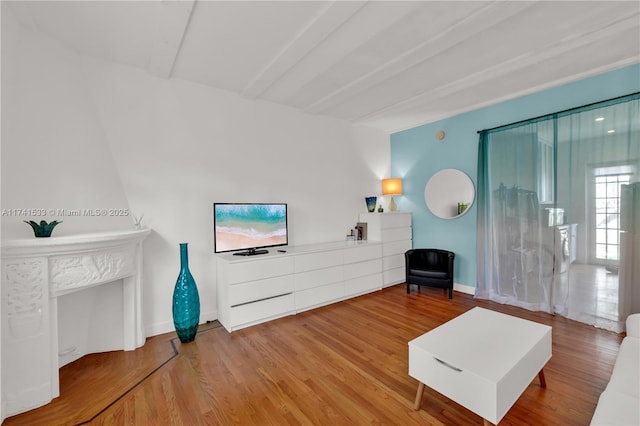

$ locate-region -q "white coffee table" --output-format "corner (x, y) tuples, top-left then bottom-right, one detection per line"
(408, 307), (552, 425)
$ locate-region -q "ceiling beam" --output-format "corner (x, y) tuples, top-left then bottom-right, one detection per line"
(261, 1), (431, 106)
(356, 14), (640, 129)
(241, 1), (367, 99)
(302, 1), (534, 116)
(148, 0), (195, 79)
(4, 2), (39, 32)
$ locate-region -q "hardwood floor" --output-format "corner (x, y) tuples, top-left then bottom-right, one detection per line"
(4, 284), (624, 426)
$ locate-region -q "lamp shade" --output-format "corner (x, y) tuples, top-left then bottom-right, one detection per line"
(382, 178), (403, 196)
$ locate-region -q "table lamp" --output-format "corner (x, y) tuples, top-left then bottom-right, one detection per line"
(382, 178), (402, 211)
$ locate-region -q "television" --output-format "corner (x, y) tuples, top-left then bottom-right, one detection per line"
(213, 203), (288, 256)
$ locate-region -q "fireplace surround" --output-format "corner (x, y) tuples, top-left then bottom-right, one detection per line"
(1, 228), (150, 417)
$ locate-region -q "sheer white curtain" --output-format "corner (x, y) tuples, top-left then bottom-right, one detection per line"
(477, 94), (640, 331)
(476, 120), (555, 313)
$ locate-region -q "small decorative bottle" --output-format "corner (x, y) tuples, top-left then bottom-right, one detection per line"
(172, 243), (200, 343)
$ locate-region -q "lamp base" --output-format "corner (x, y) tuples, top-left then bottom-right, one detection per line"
(389, 196), (398, 211)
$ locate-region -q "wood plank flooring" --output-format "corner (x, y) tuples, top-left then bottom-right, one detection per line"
(4, 284), (624, 425)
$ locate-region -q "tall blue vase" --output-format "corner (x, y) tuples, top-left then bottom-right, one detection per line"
(172, 243), (200, 343)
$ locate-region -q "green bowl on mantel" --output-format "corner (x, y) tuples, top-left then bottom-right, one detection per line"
(24, 220), (62, 237)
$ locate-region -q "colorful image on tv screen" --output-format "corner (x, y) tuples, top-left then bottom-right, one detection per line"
(214, 204), (287, 252)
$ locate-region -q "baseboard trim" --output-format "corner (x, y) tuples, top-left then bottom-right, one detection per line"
(454, 282), (475, 296)
(145, 310), (217, 338)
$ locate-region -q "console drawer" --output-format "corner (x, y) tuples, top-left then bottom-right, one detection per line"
(379, 213), (411, 229)
(380, 227), (412, 242)
(345, 273), (382, 296)
(344, 259), (381, 280)
(229, 293), (294, 330)
(225, 257), (294, 284)
(383, 240), (412, 257)
(295, 250), (343, 273)
(384, 267), (405, 285)
(344, 244), (381, 264)
(295, 281), (344, 311)
(229, 275), (295, 306)
(295, 265), (343, 291)
(384, 253), (405, 270)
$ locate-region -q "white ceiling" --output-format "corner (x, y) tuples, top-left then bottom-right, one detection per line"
(6, 1), (640, 133)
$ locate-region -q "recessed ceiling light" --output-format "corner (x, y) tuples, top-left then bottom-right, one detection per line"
(607, 129), (616, 134)
(595, 117), (605, 122)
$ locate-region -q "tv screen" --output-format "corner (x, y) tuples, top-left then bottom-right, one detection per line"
(213, 203), (288, 254)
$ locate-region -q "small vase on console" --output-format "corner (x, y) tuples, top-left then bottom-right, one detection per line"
(172, 243), (200, 343)
(365, 196), (377, 213)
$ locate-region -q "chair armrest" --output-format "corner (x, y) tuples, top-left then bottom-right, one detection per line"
(626, 313), (640, 337)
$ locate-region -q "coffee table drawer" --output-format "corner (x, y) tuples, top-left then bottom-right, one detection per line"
(409, 345), (497, 421)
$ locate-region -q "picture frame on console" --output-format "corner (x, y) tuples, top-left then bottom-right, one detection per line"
(356, 222), (367, 240)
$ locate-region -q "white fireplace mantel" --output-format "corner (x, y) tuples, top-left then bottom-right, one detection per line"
(1, 228), (151, 418)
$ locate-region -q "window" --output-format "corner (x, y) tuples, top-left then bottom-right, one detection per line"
(593, 165), (634, 261)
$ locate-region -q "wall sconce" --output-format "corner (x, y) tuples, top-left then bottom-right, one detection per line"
(382, 178), (403, 211)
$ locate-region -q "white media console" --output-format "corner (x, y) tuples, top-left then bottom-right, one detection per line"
(216, 240), (383, 332)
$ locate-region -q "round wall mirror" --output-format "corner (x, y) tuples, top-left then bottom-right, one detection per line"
(424, 169), (475, 219)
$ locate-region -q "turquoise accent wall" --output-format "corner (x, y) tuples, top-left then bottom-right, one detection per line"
(391, 63), (640, 290)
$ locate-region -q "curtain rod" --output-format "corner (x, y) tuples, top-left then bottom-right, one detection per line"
(476, 91), (640, 134)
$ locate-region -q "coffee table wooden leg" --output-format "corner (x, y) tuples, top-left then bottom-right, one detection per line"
(538, 368), (547, 388)
(413, 382), (425, 410)
(483, 419), (493, 426)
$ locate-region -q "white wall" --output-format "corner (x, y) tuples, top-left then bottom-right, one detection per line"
(1, 8), (131, 238)
(82, 57), (390, 335)
(1, 11), (390, 338)
(1, 11), (134, 421)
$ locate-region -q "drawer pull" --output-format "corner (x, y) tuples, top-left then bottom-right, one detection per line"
(231, 292), (292, 308)
(433, 357), (462, 372)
